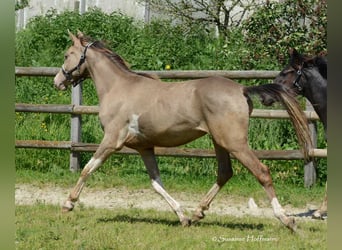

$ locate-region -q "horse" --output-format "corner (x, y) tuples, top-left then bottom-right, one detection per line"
(53, 31), (312, 231)
(272, 48), (327, 219)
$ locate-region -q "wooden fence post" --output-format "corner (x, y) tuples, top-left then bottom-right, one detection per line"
(70, 84), (82, 172)
(69, 0), (84, 172)
(304, 99), (317, 187)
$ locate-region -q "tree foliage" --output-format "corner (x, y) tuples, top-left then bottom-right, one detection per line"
(142, 0), (327, 64)
(15, 0), (29, 11)
(15, 8), (250, 70)
(242, 0), (327, 64)
(143, 0), (263, 38)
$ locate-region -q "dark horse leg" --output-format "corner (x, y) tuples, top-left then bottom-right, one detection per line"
(192, 141), (233, 222)
(138, 148), (191, 226)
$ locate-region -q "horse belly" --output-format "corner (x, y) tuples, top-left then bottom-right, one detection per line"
(124, 113), (206, 148)
(148, 128), (207, 147)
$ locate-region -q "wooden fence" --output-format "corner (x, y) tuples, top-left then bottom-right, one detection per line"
(15, 67), (327, 186)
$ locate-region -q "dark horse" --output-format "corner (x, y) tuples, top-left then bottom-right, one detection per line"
(54, 31), (313, 231)
(272, 48), (327, 219)
(273, 48), (327, 136)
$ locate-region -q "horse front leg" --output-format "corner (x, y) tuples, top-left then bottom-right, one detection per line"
(192, 142), (233, 223)
(139, 148), (191, 226)
(62, 134), (118, 212)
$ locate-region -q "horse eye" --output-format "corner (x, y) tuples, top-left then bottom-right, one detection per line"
(64, 55), (68, 60)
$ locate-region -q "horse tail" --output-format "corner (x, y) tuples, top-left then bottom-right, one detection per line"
(244, 84), (313, 161)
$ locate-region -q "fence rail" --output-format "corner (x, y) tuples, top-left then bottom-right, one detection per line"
(15, 103), (320, 119)
(15, 67), (326, 186)
(15, 140), (327, 159)
(15, 66), (280, 79)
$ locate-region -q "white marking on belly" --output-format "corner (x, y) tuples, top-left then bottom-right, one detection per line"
(128, 114), (141, 136)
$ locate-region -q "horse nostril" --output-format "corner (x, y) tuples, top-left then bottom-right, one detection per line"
(55, 82), (66, 90)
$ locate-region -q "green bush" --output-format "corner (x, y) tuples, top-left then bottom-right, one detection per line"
(242, 0), (327, 65)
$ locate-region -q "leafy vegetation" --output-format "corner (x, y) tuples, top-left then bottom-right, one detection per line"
(243, 0), (327, 64)
(15, 0), (29, 11)
(15, 6), (327, 188)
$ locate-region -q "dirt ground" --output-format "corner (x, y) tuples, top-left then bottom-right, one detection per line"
(15, 183), (323, 221)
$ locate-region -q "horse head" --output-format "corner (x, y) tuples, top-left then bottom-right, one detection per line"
(273, 48), (327, 97)
(54, 31), (93, 90)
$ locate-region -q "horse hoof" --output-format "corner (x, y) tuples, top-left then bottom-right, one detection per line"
(280, 216), (296, 232)
(61, 200), (74, 212)
(192, 210), (205, 223)
(312, 211), (322, 220)
(277, 214), (296, 232)
(286, 217), (297, 232)
(181, 218), (191, 227)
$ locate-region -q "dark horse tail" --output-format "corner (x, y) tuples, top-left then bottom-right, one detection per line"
(244, 83), (313, 160)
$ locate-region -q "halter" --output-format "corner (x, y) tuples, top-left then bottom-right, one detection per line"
(292, 69), (303, 92)
(61, 41), (95, 87)
(292, 63), (305, 93)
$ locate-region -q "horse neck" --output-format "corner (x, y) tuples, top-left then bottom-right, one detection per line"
(302, 67), (327, 129)
(85, 49), (131, 101)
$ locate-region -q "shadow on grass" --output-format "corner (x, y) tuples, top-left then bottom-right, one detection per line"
(97, 214), (264, 231)
(289, 209), (327, 220)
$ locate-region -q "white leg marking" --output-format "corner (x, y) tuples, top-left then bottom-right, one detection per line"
(67, 157), (102, 204)
(151, 180), (190, 224)
(152, 180), (181, 211)
(193, 183), (220, 221)
(86, 157), (102, 174)
(271, 197), (285, 217)
(199, 183), (220, 209)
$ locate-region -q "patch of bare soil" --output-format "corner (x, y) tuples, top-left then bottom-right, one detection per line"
(15, 183), (320, 220)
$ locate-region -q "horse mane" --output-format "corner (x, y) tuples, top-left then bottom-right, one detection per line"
(78, 35), (159, 80)
(314, 54), (327, 79)
(299, 52), (327, 80)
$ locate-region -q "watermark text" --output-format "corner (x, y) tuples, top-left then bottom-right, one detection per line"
(212, 235), (278, 243)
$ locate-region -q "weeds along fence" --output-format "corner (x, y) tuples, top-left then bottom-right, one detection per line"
(15, 67), (327, 186)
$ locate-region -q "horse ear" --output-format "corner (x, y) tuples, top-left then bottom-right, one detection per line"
(292, 48), (300, 57)
(68, 30), (81, 46)
(289, 48), (303, 68)
(68, 30), (76, 40)
(288, 48), (294, 55)
(77, 30), (84, 38)
(68, 30), (77, 42)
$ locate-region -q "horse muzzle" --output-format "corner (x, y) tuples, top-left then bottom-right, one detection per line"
(54, 71), (68, 90)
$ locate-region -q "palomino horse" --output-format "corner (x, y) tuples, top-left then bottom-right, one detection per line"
(54, 31), (312, 231)
(273, 48), (327, 219)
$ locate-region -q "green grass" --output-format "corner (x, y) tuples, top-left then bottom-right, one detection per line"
(15, 146), (326, 249)
(15, 204), (327, 249)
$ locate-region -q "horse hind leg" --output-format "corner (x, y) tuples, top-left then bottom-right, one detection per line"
(139, 148), (191, 226)
(192, 141), (233, 223)
(232, 145), (296, 231)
